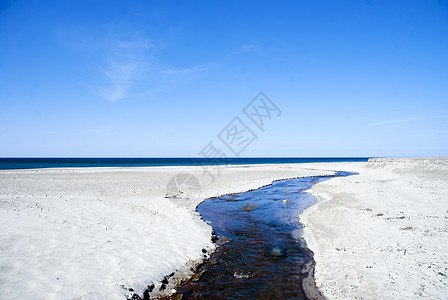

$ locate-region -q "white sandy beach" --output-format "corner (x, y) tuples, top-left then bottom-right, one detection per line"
(0, 159), (447, 299)
(0, 164), (331, 299)
(302, 158), (448, 299)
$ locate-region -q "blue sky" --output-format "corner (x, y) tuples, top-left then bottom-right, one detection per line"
(0, 0), (447, 157)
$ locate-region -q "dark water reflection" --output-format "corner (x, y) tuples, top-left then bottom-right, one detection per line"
(169, 172), (354, 299)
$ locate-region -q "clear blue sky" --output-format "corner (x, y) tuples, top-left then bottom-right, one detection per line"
(0, 0), (447, 157)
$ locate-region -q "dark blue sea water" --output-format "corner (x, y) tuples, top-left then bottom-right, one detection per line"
(0, 157), (369, 170)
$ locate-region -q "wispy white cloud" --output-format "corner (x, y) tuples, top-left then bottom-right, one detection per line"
(95, 36), (210, 102)
(96, 37), (153, 103)
(232, 44), (260, 55)
(116, 39), (154, 50)
(233, 43), (278, 60)
(96, 83), (129, 103)
(142, 88), (161, 95)
(98, 60), (151, 103)
(368, 114), (448, 126)
(160, 66), (203, 75)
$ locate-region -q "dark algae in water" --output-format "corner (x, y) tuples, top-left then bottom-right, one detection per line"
(166, 172), (354, 300)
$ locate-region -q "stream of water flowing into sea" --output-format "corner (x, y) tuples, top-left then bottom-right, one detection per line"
(167, 172), (354, 300)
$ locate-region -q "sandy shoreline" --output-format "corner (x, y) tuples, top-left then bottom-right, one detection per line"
(1, 159), (447, 299)
(0, 164), (333, 299)
(302, 158), (448, 299)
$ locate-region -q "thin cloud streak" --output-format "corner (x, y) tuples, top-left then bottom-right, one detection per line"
(96, 37), (204, 102)
(96, 37), (153, 103)
(233, 43), (279, 61)
(142, 88), (161, 94)
(160, 66), (203, 75)
(368, 114), (448, 126)
(116, 39), (154, 50)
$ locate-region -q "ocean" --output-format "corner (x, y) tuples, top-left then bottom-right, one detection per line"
(0, 157), (369, 170)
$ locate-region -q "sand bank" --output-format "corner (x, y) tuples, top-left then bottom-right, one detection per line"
(0, 164), (332, 299)
(301, 158), (448, 299)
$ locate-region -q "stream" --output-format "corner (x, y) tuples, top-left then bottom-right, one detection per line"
(167, 171), (354, 299)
